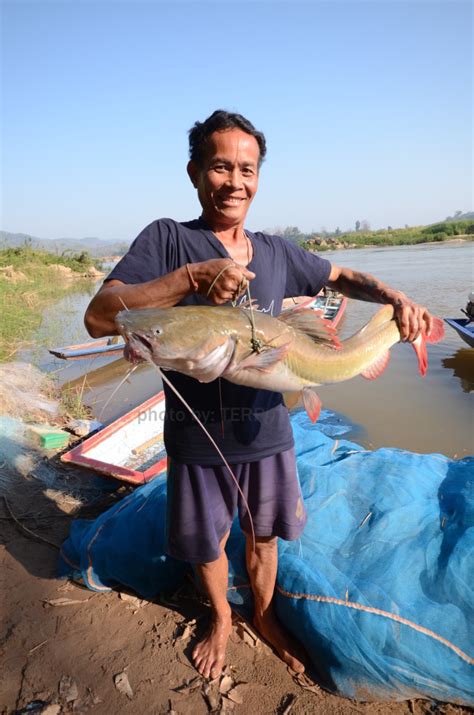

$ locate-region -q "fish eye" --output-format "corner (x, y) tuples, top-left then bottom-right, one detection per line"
(155, 328), (162, 335)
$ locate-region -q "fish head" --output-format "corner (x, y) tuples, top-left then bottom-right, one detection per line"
(116, 306), (236, 382)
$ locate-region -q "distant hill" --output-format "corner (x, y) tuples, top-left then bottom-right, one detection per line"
(0, 231), (131, 257)
(444, 211), (474, 222)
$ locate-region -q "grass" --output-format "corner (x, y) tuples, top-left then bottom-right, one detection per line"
(0, 245), (102, 362)
(60, 378), (93, 421)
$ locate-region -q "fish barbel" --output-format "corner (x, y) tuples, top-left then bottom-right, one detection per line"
(116, 304), (444, 422)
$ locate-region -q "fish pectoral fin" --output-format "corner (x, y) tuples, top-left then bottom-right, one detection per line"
(361, 349), (390, 380)
(278, 308), (341, 349)
(302, 387), (322, 423)
(410, 317), (445, 377)
(234, 343), (291, 373)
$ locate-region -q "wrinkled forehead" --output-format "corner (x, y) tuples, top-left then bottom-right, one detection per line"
(201, 128), (260, 167)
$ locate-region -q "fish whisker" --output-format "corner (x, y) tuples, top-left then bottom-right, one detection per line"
(97, 363), (139, 420)
(147, 359), (257, 553)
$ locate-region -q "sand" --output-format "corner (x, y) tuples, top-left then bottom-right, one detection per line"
(1, 488), (470, 715)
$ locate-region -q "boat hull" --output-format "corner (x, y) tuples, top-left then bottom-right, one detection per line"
(61, 392), (167, 485)
(444, 318), (474, 348)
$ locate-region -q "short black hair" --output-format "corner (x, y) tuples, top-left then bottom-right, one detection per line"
(188, 109), (267, 168)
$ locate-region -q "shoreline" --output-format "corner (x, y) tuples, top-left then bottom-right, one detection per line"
(311, 236), (471, 254)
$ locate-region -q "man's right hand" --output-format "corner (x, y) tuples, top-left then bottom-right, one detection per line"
(193, 258), (256, 304)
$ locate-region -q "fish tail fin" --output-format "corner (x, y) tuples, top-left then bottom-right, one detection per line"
(426, 316), (445, 344)
(411, 316), (444, 377)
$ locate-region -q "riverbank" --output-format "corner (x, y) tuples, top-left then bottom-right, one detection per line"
(1, 373), (470, 714)
(300, 219), (474, 251)
(0, 247), (104, 361)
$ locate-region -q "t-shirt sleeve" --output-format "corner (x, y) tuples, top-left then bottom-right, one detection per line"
(104, 220), (178, 285)
(279, 237), (332, 297)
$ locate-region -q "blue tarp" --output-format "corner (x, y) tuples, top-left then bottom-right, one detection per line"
(59, 411), (474, 704)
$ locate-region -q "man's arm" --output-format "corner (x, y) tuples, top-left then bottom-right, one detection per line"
(327, 264), (433, 342)
(84, 259), (255, 338)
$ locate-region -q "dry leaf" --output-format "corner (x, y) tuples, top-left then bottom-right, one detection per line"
(220, 695), (235, 712)
(119, 592), (144, 608)
(236, 623), (257, 648)
(292, 671), (322, 695)
(44, 597), (89, 607)
(227, 685), (245, 705)
(175, 619), (195, 643)
(58, 675), (79, 702)
(219, 674), (233, 694)
(203, 681), (221, 711)
(41, 705), (61, 715)
(282, 694), (298, 715)
(114, 671), (134, 699)
(173, 676), (202, 695)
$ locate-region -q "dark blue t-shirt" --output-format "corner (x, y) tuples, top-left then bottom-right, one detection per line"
(106, 217), (331, 464)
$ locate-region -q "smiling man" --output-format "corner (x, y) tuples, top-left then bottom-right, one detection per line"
(85, 109), (433, 679)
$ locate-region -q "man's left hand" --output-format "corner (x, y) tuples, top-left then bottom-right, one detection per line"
(387, 290), (433, 342)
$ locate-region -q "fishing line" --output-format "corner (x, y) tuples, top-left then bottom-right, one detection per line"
(97, 363), (139, 420)
(153, 362), (257, 553)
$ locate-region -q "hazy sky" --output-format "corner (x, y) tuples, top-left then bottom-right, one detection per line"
(1, 0), (472, 240)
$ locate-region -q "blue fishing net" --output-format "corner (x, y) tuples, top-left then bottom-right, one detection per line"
(59, 410), (474, 704)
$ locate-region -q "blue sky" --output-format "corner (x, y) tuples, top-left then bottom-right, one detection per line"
(1, 0), (472, 240)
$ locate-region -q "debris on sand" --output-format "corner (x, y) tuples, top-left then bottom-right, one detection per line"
(114, 670), (134, 699)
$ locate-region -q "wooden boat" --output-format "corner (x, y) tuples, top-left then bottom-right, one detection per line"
(282, 289), (347, 327)
(61, 391), (167, 485)
(444, 318), (474, 348)
(49, 336), (125, 360)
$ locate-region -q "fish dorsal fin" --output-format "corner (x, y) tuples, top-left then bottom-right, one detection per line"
(278, 307), (341, 349)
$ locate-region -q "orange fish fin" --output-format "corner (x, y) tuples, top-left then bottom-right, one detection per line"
(411, 317), (444, 377)
(237, 343), (290, 372)
(411, 334), (427, 376)
(426, 316), (445, 344)
(302, 387), (322, 423)
(278, 308), (341, 349)
(361, 349), (391, 380)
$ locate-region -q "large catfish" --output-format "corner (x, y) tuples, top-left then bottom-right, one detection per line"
(116, 304), (444, 422)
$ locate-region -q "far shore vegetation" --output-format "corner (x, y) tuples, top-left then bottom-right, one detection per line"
(0, 243), (103, 362)
(280, 218), (474, 251)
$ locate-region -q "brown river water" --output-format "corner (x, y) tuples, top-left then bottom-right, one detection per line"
(24, 240), (473, 458)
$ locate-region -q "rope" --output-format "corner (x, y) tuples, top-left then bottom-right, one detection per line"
(206, 261), (236, 298)
(276, 585), (474, 666)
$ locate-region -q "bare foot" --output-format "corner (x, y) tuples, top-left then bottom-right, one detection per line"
(254, 609), (306, 673)
(192, 610), (232, 679)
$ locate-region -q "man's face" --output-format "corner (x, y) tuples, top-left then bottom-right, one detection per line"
(187, 128), (260, 229)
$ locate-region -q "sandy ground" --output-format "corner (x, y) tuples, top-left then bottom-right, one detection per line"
(1, 482), (472, 715)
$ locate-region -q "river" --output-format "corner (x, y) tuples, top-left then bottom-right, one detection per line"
(23, 241), (473, 458)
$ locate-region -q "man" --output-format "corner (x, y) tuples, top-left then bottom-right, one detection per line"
(85, 110), (433, 679)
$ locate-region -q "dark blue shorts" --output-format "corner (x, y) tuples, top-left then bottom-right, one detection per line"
(165, 448), (307, 564)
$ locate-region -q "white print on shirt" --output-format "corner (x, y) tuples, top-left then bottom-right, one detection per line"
(235, 296), (275, 316)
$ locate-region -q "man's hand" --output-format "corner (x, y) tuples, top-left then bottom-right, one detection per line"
(193, 258), (256, 304)
(386, 290), (433, 342)
(327, 264), (434, 343)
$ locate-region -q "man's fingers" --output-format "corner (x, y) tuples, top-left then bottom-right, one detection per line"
(396, 303), (431, 342)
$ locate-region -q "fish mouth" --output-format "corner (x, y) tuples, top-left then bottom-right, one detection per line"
(131, 332), (154, 353)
